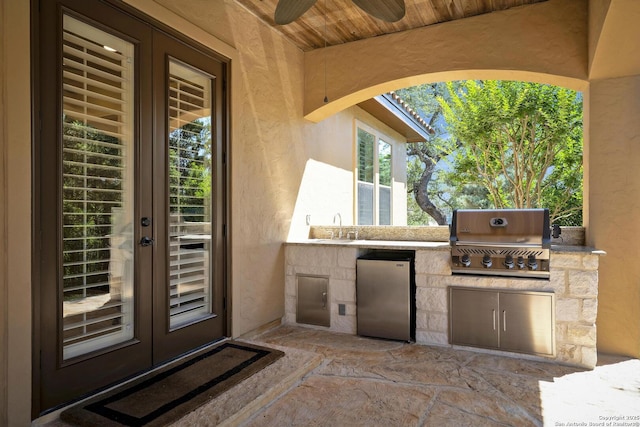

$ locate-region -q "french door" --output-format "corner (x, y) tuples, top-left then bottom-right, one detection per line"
(35, 0), (227, 415)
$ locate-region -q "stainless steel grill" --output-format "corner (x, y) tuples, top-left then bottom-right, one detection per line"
(450, 209), (551, 279)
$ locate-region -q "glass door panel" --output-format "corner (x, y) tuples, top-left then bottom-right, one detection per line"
(61, 15), (135, 360)
(167, 60), (213, 329)
(37, 1), (226, 414)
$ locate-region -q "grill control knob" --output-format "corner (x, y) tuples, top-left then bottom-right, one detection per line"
(504, 255), (515, 269)
(527, 255), (538, 270)
(482, 254), (492, 268)
(460, 254), (471, 267)
(517, 256), (526, 269)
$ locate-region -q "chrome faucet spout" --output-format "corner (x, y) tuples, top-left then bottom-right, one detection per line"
(333, 213), (342, 239)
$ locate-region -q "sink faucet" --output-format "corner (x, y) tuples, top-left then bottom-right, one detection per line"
(333, 213), (342, 239)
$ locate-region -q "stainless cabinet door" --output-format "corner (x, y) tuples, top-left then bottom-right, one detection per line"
(450, 288), (499, 349)
(297, 275), (330, 327)
(499, 292), (555, 356)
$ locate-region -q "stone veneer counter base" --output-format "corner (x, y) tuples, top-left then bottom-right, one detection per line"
(284, 240), (604, 368)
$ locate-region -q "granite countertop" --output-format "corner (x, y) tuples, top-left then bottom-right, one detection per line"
(549, 245), (606, 255)
(286, 239), (450, 250)
(285, 239), (605, 255)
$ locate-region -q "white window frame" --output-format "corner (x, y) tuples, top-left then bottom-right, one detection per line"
(354, 121), (394, 225)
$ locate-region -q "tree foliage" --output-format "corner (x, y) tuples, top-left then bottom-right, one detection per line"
(395, 83), (462, 225)
(437, 81), (583, 225)
(169, 119), (212, 222)
(62, 117), (126, 299)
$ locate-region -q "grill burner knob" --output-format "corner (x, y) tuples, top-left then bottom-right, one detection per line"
(460, 254), (471, 267)
(482, 254), (492, 268)
(517, 256), (526, 269)
(504, 255), (515, 269)
(527, 255), (538, 270)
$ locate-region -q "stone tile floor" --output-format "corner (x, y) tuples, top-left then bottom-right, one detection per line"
(45, 325), (640, 427)
(239, 325), (640, 427)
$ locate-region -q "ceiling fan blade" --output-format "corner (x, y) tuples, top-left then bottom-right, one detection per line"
(274, 0), (318, 25)
(352, 0), (405, 22)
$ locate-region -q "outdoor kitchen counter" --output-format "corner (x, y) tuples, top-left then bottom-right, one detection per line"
(285, 239), (603, 368)
(285, 239), (605, 255)
(285, 239), (450, 250)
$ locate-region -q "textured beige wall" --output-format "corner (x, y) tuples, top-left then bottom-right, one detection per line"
(1, 0), (7, 422)
(589, 76), (640, 357)
(589, 0), (640, 80)
(287, 105), (409, 241)
(588, 0), (612, 72)
(304, 0), (589, 122)
(587, 0), (640, 357)
(3, 0), (32, 424)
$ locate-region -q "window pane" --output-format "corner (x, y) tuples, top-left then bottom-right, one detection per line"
(358, 129), (375, 183)
(168, 59), (213, 329)
(378, 140), (392, 224)
(61, 15), (135, 360)
(379, 185), (391, 225)
(379, 140), (391, 186)
(358, 182), (374, 225)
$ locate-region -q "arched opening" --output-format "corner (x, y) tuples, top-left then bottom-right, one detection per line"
(293, 74), (586, 233)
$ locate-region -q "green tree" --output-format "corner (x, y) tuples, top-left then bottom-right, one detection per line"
(437, 80), (583, 225)
(62, 117), (126, 299)
(396, 83), (463, 225)
(379, 142), (391, 186)
(169, 119), (212, 222)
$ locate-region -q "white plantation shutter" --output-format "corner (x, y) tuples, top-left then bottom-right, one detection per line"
(61, 15), (135, 359)
(167, 60), (213, 329)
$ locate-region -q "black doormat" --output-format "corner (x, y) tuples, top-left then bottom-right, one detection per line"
(61, 341), (284, 427)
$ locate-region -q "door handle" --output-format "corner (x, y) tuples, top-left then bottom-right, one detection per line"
(140, 236), (154, 246)
(322, 292), (327, 309)
(492, 309), (496, 330)
(503, 310), (507, 332)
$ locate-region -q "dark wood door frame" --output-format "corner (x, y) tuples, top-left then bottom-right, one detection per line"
(31, 0), (231, 417)
(151, 29), (227, 364)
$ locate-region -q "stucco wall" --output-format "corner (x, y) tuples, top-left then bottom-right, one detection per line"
(304, 0), (589, 122)
(588, 0), (612, 72)
(589, 75), (640, 357)
(588, 0), (640, 81)
(586, 0), (640, 358)
(288, 105), (409, 241)
(0, 1), (7, 423)
(3, 0), (32, 424)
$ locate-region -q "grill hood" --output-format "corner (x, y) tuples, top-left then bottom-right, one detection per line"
(450, 209), (551, 279)
(450, 208), (551, 246)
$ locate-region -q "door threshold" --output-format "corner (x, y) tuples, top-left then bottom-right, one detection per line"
(32, 337), (230, 426)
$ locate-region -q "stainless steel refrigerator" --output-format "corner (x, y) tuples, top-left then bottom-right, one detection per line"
(356, 251), (415, 341)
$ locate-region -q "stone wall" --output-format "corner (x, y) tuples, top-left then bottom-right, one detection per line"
(414, 248), (599, 368)
(284, 245), (362, 335)
(308, 225), (586, 246)
(285, 243), (600, 368)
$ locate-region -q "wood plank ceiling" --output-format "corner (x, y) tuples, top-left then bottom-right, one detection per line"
(234, 0), (547, 51)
